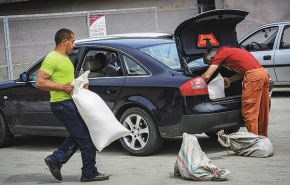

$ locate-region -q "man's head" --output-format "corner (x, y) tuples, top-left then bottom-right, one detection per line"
(55, 28), (75, 54)
(203, 48), (218, 65)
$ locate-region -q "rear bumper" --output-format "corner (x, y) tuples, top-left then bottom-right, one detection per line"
(159, 109), (244, 138)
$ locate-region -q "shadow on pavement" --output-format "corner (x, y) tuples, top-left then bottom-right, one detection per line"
(272, 91), (290, 97)
(3, 173), (80, 184)
(9, 134), (226, 157)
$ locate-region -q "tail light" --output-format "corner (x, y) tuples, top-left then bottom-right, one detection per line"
(179, 77), (208, 96)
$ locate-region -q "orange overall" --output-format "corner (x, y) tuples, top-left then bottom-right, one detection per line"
(241, 68), (269, 137)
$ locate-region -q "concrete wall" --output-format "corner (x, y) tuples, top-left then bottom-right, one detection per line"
(0, 0), (197, 15)
(222, 0), (290, 39)
(1, 0), (289, 38)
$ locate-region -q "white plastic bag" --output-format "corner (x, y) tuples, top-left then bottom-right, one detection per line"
(207, 73), (225, 99)
(217, 130), (274, 157)
(174, 133), (230, 181)
(71, 71), (129, 152)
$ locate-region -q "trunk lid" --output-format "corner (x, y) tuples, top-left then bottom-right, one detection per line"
(174, 9), (248, 69)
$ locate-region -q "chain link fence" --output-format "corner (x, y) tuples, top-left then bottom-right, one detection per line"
(0, 6), (198, 82)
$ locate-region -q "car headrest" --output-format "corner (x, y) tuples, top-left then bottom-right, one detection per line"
(83, 59), (103, 72)
(94, 53), (108, 67)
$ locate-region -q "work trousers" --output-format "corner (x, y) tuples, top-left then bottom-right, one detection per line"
(49, 99), (98, 179)
(241, 68), (269, 137)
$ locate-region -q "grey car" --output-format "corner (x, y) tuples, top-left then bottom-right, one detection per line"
(239, 21), (290, 86)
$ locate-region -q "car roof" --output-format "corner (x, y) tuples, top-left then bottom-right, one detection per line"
(252, 21), (290, 30)
(75, 32), (174, 48)
(75, 37), (175, 49)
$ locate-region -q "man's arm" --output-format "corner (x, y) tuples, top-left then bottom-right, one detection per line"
(201, 65), (219, 82)
(224, 73), (243, 88)
(36, 70), (74, 95)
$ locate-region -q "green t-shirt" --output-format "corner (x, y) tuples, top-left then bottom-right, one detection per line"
(40, 51), (75, 102)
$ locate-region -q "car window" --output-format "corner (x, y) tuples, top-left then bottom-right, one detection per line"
(122, 55), (148, 76)
(240, 26), (279, 52)
(280, 25), (290, 49)
(77, 49), (123, 78)
(27, 61), (42, 81)
(68, 48), (80, 64)
(139, 43), (181, 70)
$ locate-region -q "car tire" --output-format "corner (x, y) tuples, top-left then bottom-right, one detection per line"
(119, 107), (163, 156)
(0, 113), (14, 147)
(205, 128), (240, 139)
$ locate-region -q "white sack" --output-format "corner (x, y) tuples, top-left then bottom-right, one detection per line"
(174, 133), (230, 181)
(71, 71), (129, 152)
(217, 130), (274, 157)
(207, 73), (225, 99)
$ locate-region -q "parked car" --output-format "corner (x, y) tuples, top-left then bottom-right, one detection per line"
(239, 21), (290, 86)
(0, 9), (274, 156)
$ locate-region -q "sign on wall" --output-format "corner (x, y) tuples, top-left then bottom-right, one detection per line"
(89, 14), (107, 37)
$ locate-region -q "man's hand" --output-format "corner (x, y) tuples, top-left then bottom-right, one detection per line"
(224, 77), (231, 88)
(83, 83), (89, 90)
(63, 83), (74, 95)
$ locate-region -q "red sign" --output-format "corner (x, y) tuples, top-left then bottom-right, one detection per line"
(89, 14), (107, 37)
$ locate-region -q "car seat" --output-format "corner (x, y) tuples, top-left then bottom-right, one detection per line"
(103, 64), (118, 77)
(83, 53), (108, 77)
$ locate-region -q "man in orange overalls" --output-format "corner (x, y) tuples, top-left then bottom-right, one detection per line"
(201, 47), (269, 137)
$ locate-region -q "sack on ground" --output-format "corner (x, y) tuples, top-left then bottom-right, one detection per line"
(174, 133), (230, 181)
(217, 130), (274, 157)
(71, 71), (129, 152)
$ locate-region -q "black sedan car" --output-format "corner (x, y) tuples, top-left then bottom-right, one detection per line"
(0, 9), (274, 156)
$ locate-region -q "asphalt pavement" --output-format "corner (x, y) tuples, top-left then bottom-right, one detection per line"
(0, 88), (289, 185)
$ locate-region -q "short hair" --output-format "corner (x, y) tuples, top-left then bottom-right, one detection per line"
(203, 48), (218, 64)
(54, 28), (74, 45)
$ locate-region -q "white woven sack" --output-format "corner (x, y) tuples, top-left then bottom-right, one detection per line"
(217, 131), (274, 157)
(208, 73), (225, 99)
(174, 133), (230, 181)
(72, 71), (129, 152)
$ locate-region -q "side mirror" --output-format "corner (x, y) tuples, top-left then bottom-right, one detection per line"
(20, 72), (28, 82)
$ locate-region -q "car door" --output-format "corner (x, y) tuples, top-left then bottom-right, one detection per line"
(10, 59), (62, 129)
(274, 24), (290, 82)
(75, 46), (125, 110)
(9, 48), (81, 132)
(239, 26), (279, 82)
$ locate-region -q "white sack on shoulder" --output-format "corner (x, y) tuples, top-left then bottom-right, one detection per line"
(71, 71), (129, 152)
(174, 133), (230, 181)
(217, 130), (274, 157)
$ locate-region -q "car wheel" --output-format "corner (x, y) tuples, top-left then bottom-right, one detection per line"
(0, 113), (14, 147)
(205, 128), (240, 139)
(119, 107), (163, 156)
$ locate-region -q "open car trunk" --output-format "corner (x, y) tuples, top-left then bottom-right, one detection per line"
(173, 9), (248, 100)
(193, 66), (242, 99)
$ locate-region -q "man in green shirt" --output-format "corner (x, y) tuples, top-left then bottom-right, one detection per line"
(36, 28), (109, 182)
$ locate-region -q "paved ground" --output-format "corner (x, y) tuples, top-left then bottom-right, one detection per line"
(0, 88), (290, 185)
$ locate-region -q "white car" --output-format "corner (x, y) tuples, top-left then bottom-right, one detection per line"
(239, 21), (290, 86)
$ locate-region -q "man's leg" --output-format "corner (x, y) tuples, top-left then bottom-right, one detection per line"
(49, 100), (99, 180)
(242, 69), (264, 135)
(258, 71), (269, 137)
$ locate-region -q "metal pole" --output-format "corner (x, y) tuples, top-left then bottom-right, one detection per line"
(155, 7), (159, 32)
(3, 17), (13, 80)
(86, 12), (91, 38)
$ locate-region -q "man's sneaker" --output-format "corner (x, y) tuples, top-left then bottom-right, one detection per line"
(80, 173), (109, 182)
(44, 157), (62, 181)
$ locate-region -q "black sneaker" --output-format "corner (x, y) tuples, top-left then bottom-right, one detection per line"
(80, 173), (109, 182)
(44, 157), (62, 181)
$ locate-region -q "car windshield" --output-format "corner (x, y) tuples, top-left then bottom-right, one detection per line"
(139, 43), (208, 70)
